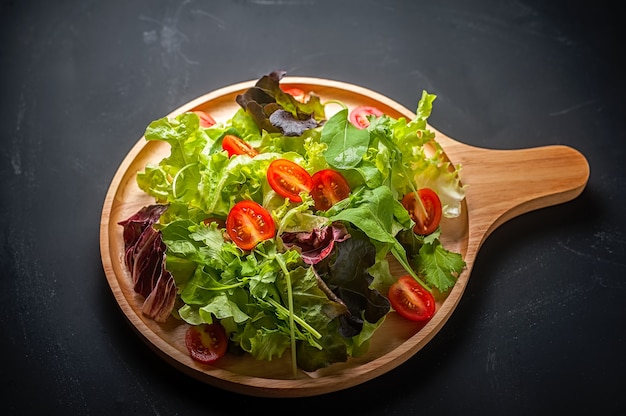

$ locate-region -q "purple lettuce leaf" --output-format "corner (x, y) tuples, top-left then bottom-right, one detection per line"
(281, 222), (350, 265)
(118, 204), (176, 322)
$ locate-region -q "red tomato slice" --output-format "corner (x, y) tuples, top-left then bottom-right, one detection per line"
(226, 200), (275, 250)
(388, 275), (436, 322)
(203, 217), (226, 229)
(222, 134), (259, 158)
(281, 86), (308, 103)
(349, 105), (384, 129)
(185, 322), (228, 364)
(401, 188), (442, 235)
(193, 110), (216, 128)
(267, 159), (313, 203)
(310, 169), (351, 211)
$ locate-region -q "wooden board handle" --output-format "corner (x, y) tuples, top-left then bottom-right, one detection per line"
(436, 131), (589, 269)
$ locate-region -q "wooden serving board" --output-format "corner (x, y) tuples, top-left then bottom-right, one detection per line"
(99, 78), (589, 397)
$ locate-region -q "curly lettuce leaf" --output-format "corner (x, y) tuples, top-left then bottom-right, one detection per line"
(389, 91), (465, 217)
(137, 110), (269, 213)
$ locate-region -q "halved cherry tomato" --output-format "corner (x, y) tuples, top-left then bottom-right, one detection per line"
(193, 110), (216, 128)
(349, 105), (384, 129)
(281, 86), (308, 103)
(388, 275), (436, 322)
(222, 134), (259, 158)
(185, 322), (228, 364)
(226, 200), (275, 250)
(401, 188), (442, 235)
(310, 169), (351, 211)
(203, 217), (226, 229)
(267, 159), (313, 203)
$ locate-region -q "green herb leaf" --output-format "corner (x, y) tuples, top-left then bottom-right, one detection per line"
(415, 239), (466, 292)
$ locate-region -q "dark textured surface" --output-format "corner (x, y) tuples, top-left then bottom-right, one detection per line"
(1, 1), (624, 414)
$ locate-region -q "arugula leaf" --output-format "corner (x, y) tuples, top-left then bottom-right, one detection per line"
(328, 186), (410, 244)
(320, 109), (370, 169)
(325, 186), (431, 289)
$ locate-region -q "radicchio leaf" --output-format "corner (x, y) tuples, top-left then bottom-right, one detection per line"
(142, 261), (177, 322)
(118, 204), (176, 322)
(282, 222), (350, 264)
(119, 204), (168, 253)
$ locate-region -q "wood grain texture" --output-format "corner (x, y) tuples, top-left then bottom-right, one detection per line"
(99, 78), (589, 397)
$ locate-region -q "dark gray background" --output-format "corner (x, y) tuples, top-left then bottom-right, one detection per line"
(2, 0), (624, 414)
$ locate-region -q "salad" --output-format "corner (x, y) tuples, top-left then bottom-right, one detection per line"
(119, 70), (466, 375)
